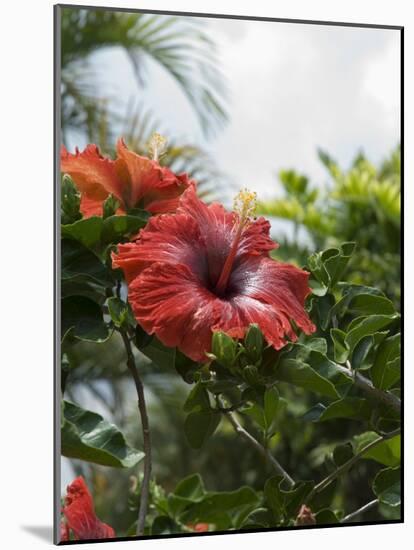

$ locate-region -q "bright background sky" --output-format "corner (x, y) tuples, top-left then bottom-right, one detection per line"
(75, 15), (401, 205)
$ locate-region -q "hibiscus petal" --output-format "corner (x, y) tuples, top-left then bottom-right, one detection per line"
(128, 257), (313, 361)
(112, 213), (207, 284)
(228, 256), (316, 345)
(128, 262), (223, 362)
(79, 194), (104, 217)
(61, 144), (123, 203)
(115, 139), (193, 212)
(115, 139), (154, 207)
(62, 476), (115, 541)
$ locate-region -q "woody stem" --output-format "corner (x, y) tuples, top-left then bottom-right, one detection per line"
(220, 399), (295, 487)
(119, 329), (152, 537)
(307, 427), (401, 502)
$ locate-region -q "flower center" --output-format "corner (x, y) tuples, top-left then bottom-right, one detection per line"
(214, 188), (257, 296)
(147, 132), (168, 162)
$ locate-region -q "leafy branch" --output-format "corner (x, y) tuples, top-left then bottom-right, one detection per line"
(307, 428), (401, 501)
(340, 499), (378, 523)
(347, 366), (401, 414)
(222, 402), (295, 488)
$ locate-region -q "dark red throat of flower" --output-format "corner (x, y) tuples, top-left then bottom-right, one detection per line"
(214, 189), (257, 296)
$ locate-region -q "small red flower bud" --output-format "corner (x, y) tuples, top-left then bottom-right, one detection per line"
(295, 504), (316, 526)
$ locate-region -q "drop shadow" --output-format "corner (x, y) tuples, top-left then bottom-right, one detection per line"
(21, 525), (53, 543)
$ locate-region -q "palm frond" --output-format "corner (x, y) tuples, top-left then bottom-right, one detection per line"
(61, 8), (228, 138)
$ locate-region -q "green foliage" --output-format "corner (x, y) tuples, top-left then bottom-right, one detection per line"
(353, 432), (400, 467)
(62, 296), (110, 343)
(264, 477), (314, 525)
(61, 175), (81, 224)
(61, 400), (144, 468)
(371, 333), (401, 390)
(373, 467), (401, 507)
(258, 147), (401, 303)
(61, 6), (227, 160)
(62, 212), (149, 251)
(60, 139), (401, 537)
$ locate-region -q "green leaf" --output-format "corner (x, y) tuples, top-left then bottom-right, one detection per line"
(61, 295), (110, 342)
(242, 364), (260, 386)
(310, 293), (336, 326)
(168, 474), (206, 518)
(173, 473), (206, 501)
(317, 397), (372, 422)
(103, 194), (121, 219)
(184, 411), (220, 449)
(276, 358), (339, 399)
(211, 331), (237, 368)
(183, 383), (211, 413)
(264, 477), (314, 521)
(62, 239), (112, 286)
(61, 400), (144, 468)
(323, 242), (355, 286)
(352, 335), (374, 370)
(240, 507), (271, 528)
(244, 324), (264, 363)
(315, 509), (339, 524)
(102, 213), (149, 243)
(62, 216), (103, 249)
(371, 334), (401, 390)
(302, 338), (328, 355)
(180, 487), (259, 525)
(107, 296), (135, 328)
(303, 403), (326, 422)
(353, 432), (401, 467)
(343, 294), (395, 317)
(329, 284), (386, 324)
(331, 329), (349, 363)
(307, 242), (355, 292)
(345, 315), (398, 355)
(61, 174), (81, 224)
(243, 403), (267, 431)
(293, 344), (351, 391)
(373, 467), (401, 507)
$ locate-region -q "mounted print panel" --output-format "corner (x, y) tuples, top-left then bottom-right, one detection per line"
(54, 4), (403, 544)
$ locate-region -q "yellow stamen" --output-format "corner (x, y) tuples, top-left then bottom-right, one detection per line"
(233, 188), (257, 224)
(147, 132), (168, 161)
(214, 188), (257, 296)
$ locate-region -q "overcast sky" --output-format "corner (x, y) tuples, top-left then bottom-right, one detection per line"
(78, 16), (400, 205)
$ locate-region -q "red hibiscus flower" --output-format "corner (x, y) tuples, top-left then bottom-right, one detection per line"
(187, 522), (209, 532)
(60, 134), (193, 218)
(60, 476), (115, 541)
(112, 187), (315, 362)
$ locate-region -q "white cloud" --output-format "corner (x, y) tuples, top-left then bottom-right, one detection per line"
(206, 20), (400, 201)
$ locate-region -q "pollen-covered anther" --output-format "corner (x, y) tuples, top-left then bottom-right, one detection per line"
(233, 188), (257, 224)
(147, 132), (168, 161)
